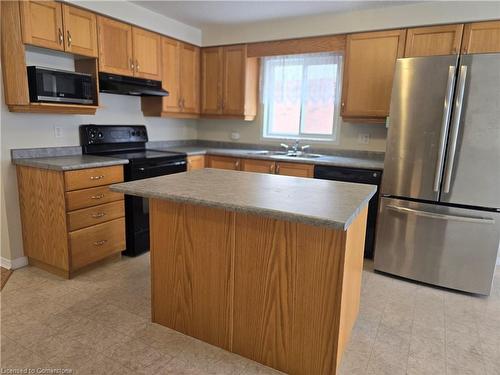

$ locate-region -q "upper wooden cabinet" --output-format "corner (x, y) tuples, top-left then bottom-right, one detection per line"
(20, 1), (64, 51)
(462, 21), (500, 54)
(20, 1), (97, 57)
(180, 43), (200, 114)
(97, 16), (133, 76)
(97, 17), (161, 80)
(341, 29), (406, 119)
(132, 27), (161, 80)
(201, 45), (258, 120)
(405, 24), (463, 57)
(62, 5), (98, 57)
(141, 37), (199, 117)
(201, 47), (224, 115)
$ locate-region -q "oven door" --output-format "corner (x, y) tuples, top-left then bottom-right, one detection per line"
(30, 68), (94, 104)
(124, 159), (187, 256)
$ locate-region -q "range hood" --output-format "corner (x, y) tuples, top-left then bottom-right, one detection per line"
(99, 72), (168, 97)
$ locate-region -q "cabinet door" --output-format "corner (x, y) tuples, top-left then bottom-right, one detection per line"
(201, 47), (223, 114)
(276, 162), (313, 178)
(97, 16), (133, 76)
(180, 44), (200, 114)
(20, 1), (64, 51)
(241, 159), (275, 174)
(207, 156), (240, 170)
(62, 5), (97, 57)
(133, 27), (162, 80)
(462, 21), (500, 54)
(187, 156), (206, 171)
(222, 45), (246, 115)
(342, 30), (406, 118)
(161, 37), (181, 113)
(405, 24), (463, 57)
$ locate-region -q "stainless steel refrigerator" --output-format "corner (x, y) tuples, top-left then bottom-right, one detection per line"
(374, 53), (500, 295)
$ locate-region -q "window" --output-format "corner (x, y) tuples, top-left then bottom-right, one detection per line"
(261, 52), (343, 141)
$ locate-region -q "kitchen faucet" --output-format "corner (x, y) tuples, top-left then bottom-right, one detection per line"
(280, 140), (310, 154)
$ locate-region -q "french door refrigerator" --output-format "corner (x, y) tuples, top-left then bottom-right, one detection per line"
(374, 53), (500, 295)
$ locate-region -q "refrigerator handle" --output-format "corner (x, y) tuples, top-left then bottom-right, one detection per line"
(386, 205), (495, 224)
(433, 65), (456, 192)
(443, 65), (468, 193)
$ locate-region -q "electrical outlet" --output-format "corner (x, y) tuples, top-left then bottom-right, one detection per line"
(54, 126), (63, 138)
(230, 131), (240, 141)
(358, 133), (370, 145)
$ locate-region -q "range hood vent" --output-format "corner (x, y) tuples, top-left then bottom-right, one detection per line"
(98, 72), (168, 97)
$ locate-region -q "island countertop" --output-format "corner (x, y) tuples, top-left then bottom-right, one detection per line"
(110, 168), (376, 230)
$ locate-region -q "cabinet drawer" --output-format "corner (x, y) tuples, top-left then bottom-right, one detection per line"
(66, 185), (124, 211)
(70, 217), (125, 269)
(64, 166), (123, 191)
(67, 200), (124, 231)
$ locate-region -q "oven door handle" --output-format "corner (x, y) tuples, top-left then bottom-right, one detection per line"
(149, 160), (187, 168)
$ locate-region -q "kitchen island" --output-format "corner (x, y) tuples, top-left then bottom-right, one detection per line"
(111, 169), (376, 375)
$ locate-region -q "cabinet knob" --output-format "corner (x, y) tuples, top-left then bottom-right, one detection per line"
(269, 164), (275, 173)
(276, 164), (280, 174)
(136, 59), (140, 72)
(91, 212), (106, 218)
(130, 58), (135, 71)
(91, 194), (104, 200)
(58, 28), (63, 45)
(67, 30), (72, 47)
(235, 160), (239, 169)
(93, 239), (108, 246)
(89, 175), (104, 180)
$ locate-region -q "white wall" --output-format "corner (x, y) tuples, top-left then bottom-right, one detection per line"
(202, 1), (500, 46)
(68, 0), (202, 45)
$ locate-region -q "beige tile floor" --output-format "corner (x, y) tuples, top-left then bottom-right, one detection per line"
(1, 254), (499, 375)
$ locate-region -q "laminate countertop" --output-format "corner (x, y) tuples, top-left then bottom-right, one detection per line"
(110, 168), (377, 230)
(154, 146), (385, 170)
(12, 155), (129, 171)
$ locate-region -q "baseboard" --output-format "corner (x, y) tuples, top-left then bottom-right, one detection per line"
(0, 256), (28, 270)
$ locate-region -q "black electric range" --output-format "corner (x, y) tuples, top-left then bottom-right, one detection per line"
(80, 125), (187, 256)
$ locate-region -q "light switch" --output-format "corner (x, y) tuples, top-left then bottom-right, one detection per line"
(358, 133), (370, 145)
(54, 126), (63, 138)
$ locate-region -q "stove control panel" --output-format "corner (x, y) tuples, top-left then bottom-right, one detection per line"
(80, 125), (148, 145)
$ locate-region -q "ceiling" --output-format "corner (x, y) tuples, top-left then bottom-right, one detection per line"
(132, 1), (417, 29)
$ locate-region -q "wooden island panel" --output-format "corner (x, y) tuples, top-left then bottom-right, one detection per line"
(149, 197), (369, 375)
(150, 199), (234, 350)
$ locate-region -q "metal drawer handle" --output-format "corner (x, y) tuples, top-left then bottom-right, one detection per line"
(91, 212), (106, 218)
(90, 175), (104, 180)
(93, 240), (108, 246)
(58, 28), (63, 45)
(91, 194), (104, 200)
(386, 205), (495, 224)
(67, 30), (72, 47)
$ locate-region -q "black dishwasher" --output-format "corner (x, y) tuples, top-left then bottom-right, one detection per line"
(314, 165), (382, 259)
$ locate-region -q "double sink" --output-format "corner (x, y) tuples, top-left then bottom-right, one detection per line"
(246, 150), (322, 159)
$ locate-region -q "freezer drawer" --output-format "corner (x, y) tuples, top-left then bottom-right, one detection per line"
(374, 197), (500, 295)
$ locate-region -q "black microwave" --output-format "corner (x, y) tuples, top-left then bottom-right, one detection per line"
(27, 66), (94, 105)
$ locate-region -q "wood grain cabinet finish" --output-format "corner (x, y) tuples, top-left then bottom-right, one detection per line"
(201, 45), (258, 120)
(97, 16), (134, 76)
(206, 155), (241, 170)
(132, 27), (162, 80)
(62, 5), (98, 57)
(150, 199), (368, 374)
(275, 162), (314, 178)
(20, 1), (98, 57)
(462, 21), (500, 54)
(240, 159), (276, 174)
(16, 165), (125, 278)
(405, 24), (464, 57)
(209, 156), (314, 178)
(341, 29), (406, 120)
(64, 165), (124, 191)
(142, 37), (199, 117)
(187, 155), (206, 171)
(19, 0), (64, 51)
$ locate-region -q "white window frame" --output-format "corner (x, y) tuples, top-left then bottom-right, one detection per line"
(261, 52), (343, 143)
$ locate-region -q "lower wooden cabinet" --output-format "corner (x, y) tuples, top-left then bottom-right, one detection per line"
(16, 165), (126, 278)
(207, 155), (241, 170)
(275, 162), (314, 178)
(240, 159), (275, 174)
(207, 155), (313, 178)
(187, 155), (206, 171)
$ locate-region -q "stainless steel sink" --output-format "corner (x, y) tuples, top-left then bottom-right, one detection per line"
(246, 150), (321, 158)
